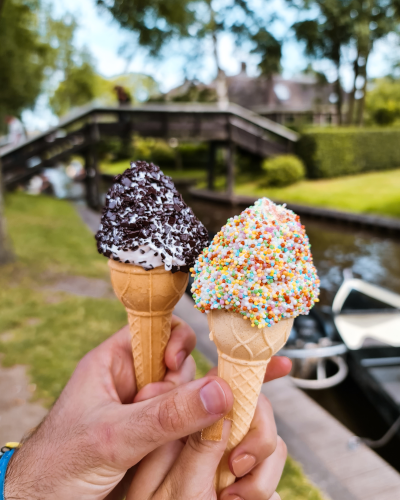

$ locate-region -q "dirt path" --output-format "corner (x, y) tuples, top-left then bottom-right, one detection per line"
(0, 204), (111, 446)
(0, 364), (47, 445)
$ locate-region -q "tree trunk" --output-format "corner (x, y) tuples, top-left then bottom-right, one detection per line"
(335, 61), (342, 125)
(0, 159), (15, 266)
(356, 53), (369, 126)
(347, 54), (359, 125)
(267, 74), (275, 106)
(210, 6), (228, 105)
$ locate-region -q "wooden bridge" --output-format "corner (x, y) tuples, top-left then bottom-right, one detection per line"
(0, 102), (298, 208)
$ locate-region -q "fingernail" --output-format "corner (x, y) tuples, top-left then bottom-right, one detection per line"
(232, 453), (256, 477)
(175, 350), (186, 369)
(200, 380), (226, 414)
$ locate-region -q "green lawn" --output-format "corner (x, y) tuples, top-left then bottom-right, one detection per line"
(101, 159), (207, 181)
(236, 168), (400, 219)
(1, 193), (324, 500)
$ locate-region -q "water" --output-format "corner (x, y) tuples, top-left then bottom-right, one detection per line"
(187, 195), (400, 307)
(185, 192), (400, 470)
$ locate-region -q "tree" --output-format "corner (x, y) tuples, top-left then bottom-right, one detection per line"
(98, 0), (282, 104)
(289, 0), (354, 124)
(97, 0), (195, 56)
(0, 0), (53, 125)
(346, 0), (400, 125)
(50, 60), (98, 116)
(50, 68), (160, 117)
(365, 77), (400, 125)
(0, 0), (54, 265)
(250, 28), (282, 104)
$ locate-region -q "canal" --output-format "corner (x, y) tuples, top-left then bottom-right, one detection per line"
(184, 190), (400, 471)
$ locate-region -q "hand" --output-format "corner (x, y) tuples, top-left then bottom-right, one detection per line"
(5, 317), (235, 500)
(126, 357), (291, 500)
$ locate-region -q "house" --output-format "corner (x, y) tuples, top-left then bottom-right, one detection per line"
(165, 63), (347, 126)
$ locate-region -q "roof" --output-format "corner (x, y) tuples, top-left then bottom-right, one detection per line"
(166, 71), (347, 114)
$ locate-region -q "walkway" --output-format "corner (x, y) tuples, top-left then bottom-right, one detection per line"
(77, 203), (400, 499)
(174, 293), (400, 500)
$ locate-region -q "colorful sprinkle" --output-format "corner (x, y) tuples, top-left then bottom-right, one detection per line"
(191, 198), (320, 328)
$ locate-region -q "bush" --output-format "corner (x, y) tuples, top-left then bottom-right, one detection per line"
(296, 128), (400, 178)
(261, 155), (305, 187)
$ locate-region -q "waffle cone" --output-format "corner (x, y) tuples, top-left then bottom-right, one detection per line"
(202, 310), (293, 493)
(108, 260), (188, 391)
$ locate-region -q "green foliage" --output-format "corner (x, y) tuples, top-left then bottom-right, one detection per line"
(49, 61), (97, 116)
(167, 84), (217, 103)
(251, 28), (282, 76)
(100, 0), (281, 94)
(261, 155), (305, 187)
(0, 0), (53, 119)
(297, 128), (400, 178)
(97, 0), (195, 56)
(366, 78), (400, 125)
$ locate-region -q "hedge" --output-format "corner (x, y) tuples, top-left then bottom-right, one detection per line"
(261, 155), (305, 187)
(296, 128), (400, 178)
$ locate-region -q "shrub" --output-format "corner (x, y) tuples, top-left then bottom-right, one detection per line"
(261, 155), (306, 187)
(296, 128), (400, 178)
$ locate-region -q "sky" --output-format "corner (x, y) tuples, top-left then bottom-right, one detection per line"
(22, 0), (399, 131)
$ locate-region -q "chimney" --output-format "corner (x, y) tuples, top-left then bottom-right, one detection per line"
(241, 62), (247, 74)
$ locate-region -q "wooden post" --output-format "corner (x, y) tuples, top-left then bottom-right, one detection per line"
(226, 140), (235, 199)
(0, 158), (15, 265)
(84, 122), (101, 209)
(208, 142), (217, 191)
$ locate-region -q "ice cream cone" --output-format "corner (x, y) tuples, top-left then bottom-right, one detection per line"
(108, 259), (189, 391)
(202, 310), (293, 493)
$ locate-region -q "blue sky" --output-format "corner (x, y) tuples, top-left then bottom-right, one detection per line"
(22, 0), (399, 130)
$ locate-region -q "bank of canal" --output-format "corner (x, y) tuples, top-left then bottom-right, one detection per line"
(183, 191), (400, 472)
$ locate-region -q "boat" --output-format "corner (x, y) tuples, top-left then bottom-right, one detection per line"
(332, 277), (400, 446)
(282, 273), (400, 448)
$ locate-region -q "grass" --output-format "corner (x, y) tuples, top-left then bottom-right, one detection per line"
(1, 193), (325, 499)
(235, 168), (400, 219)
(101, 159), (207, 181)
(1, 193), (126, 404)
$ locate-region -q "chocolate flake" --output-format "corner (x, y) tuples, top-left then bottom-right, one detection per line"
(95, 160), (209, 272)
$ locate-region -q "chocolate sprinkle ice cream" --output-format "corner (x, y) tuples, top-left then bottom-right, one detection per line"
(95, 161), (209, 272)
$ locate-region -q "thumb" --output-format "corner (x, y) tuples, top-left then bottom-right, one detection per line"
(160, 420), (232, 498)
(114, 376), (233, 467)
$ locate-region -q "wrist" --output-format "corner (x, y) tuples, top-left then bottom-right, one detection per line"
(3, 444), (46, 500)
(1, 448), (17, 500)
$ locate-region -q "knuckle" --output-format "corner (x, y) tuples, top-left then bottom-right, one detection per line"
(276, 436), (287, 460)
(252, 478), (267, 499)
(263, 431), (278, 457)
(160, 472), (181, 499)
(154, 392), (194, 436)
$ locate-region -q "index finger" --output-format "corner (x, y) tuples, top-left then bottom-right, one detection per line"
(229, 394), (277, 478)
(206, 356), (292, 382)
(164, 315), (197, 371)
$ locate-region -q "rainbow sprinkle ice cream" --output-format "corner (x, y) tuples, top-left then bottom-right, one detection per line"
(191, 198), (320, 328)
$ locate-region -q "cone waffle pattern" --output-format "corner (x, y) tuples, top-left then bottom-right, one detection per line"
(108, 260), (188, 391)
(215, 354), (270, 490)
(202, 310), (293, 493)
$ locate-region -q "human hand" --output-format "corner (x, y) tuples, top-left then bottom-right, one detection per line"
(5, 316), (234, 500)
(126, 357), (291, 500)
